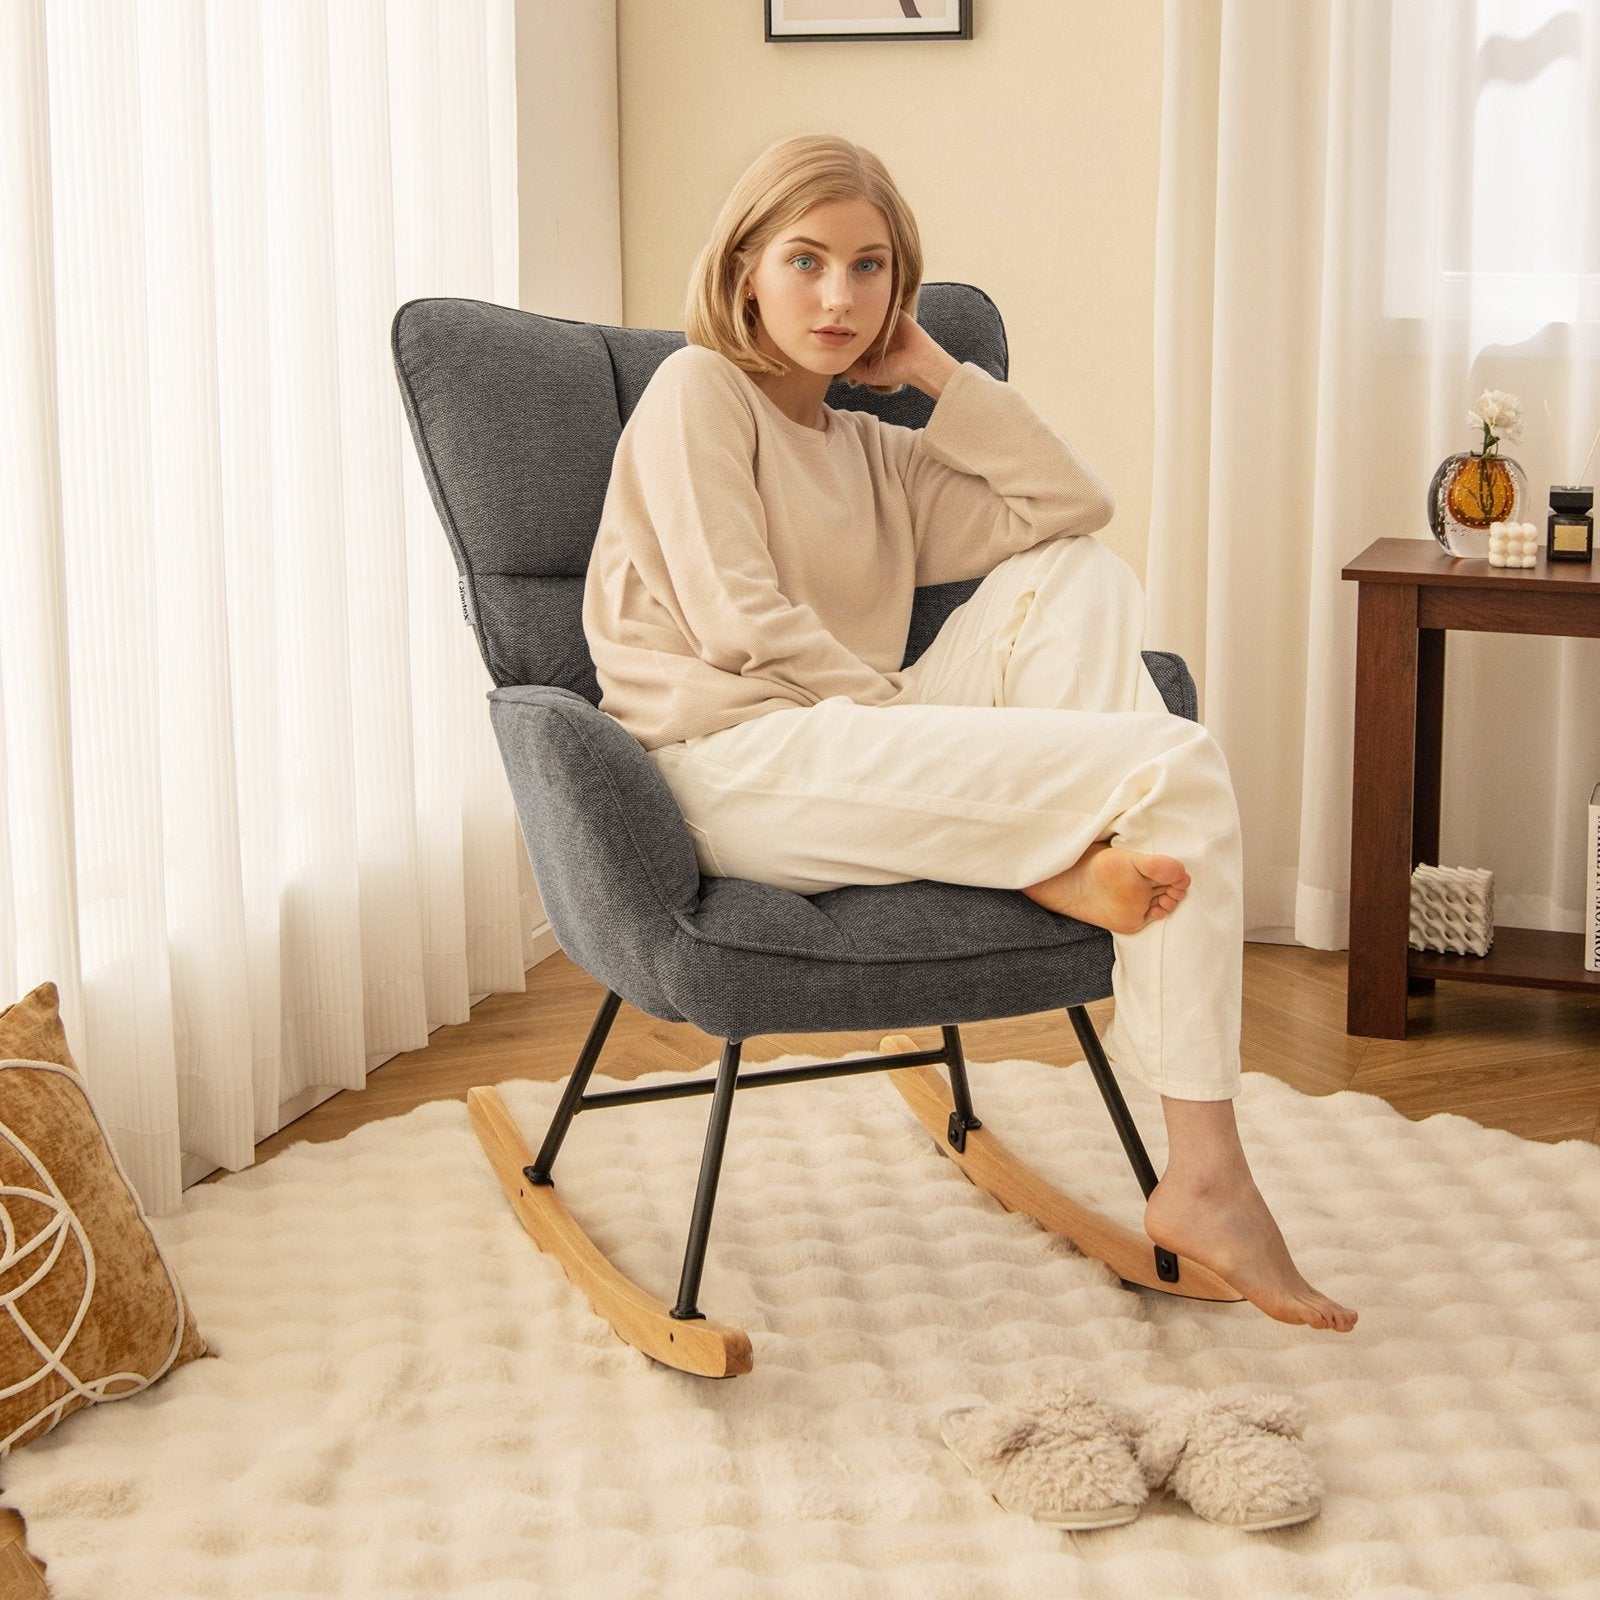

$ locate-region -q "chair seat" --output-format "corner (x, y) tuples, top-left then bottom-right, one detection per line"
(669, 875), (1110, 1038)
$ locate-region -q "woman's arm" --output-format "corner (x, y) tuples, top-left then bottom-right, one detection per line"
(853, 311), (1113, 583)
(900, 358), (1115, 586)
(844, 307), (959, 399)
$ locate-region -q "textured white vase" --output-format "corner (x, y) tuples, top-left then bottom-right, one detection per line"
(1408, 865), (1495, 957)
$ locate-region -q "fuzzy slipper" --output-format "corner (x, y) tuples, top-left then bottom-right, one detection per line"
(1134, 1387), (1322, 1530)
(939, 1382), (1149, 1529)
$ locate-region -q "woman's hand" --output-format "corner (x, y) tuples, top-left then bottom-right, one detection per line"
(843, 308), (960, 397)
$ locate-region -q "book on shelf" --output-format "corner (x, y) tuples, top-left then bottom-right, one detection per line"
(1588, 782), (1600, 974)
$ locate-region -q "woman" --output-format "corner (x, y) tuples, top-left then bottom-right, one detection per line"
(583, 133), (1356, 1334)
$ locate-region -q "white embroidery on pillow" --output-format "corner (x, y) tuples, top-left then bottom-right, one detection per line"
(1, 1061), (189, 1454)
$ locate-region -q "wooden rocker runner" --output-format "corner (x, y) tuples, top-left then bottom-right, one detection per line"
(468, 997), (1241, 1380)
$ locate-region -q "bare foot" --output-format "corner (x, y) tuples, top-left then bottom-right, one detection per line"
(1145, 1174), (1358, 1332)
(1023, 842), (1191, 935)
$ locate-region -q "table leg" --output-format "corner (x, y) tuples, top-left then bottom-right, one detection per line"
(1348, 582), (1418, 1038)
(1408, 628), (1446, 995)
(1412, 627), (1445, 863)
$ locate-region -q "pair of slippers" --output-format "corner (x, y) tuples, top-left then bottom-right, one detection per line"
(940, 1380), (1321, 1531)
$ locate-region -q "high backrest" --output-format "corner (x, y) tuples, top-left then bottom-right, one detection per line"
(389, 285), (1010, 697)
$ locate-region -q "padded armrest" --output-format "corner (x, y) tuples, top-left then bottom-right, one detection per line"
(1141, 649), (1197, 722)
(489, 686), (703, 1018)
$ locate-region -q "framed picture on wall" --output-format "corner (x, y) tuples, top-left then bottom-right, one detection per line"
(765, 1), (973, 43)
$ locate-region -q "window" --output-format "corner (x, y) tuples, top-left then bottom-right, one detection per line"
(1383, 0), (1599, 351)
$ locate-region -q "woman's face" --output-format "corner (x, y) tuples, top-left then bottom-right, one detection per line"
(742, 197), (895, 377)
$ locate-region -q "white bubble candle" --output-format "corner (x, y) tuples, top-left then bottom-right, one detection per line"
(1487, 520), (1539, 567)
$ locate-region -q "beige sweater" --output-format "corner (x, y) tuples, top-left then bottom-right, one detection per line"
(582, 342), (1115, 751)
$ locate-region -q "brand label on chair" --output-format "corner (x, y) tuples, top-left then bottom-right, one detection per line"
(459, 577), (478, 628)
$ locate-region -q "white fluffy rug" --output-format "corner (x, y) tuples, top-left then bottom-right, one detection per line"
(4, 1055), (1599, 1600)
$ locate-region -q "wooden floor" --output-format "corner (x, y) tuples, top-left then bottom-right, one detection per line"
(4, 943), (1596, 1590)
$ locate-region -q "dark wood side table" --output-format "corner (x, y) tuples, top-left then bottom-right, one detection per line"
(1341, 537), (1600, 1038)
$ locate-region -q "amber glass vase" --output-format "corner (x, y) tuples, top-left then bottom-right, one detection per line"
(1427, 451), (1528, 558)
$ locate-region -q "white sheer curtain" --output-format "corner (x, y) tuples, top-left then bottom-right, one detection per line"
(0, 0), (532, 1215)
(1149, 0), (1600, 950)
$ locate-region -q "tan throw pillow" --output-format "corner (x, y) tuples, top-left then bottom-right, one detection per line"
(2, 990), (210, 1456)
(0, 981), (78, 1072)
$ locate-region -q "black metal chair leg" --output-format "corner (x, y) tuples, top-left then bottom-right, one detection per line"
(525, 988), (623, 1184)
(1065, 1006), (1161, 1196)
(671, 1037), (743, 1322)
(942, 1025), (983, 1152)
(1066, 1005), (1181, 1284)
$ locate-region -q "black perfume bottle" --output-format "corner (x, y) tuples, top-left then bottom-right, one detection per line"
(1547, 485), (1594, 562)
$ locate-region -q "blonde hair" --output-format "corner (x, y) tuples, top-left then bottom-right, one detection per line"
(684, 134), (923, 396)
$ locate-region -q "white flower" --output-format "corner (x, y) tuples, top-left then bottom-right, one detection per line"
(1468, 389), (1524, 441)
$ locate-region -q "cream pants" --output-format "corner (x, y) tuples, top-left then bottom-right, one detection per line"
(647, 536), (1243, 1101)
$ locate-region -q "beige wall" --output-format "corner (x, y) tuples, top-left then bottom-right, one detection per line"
(612, 0), (1165, 578)
(515, 0), (622, 322)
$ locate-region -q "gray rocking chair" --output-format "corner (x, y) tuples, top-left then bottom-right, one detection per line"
(390, 285), (1240, 1377)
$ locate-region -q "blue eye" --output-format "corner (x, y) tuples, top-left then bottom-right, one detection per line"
(789, 255), (886, 273)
